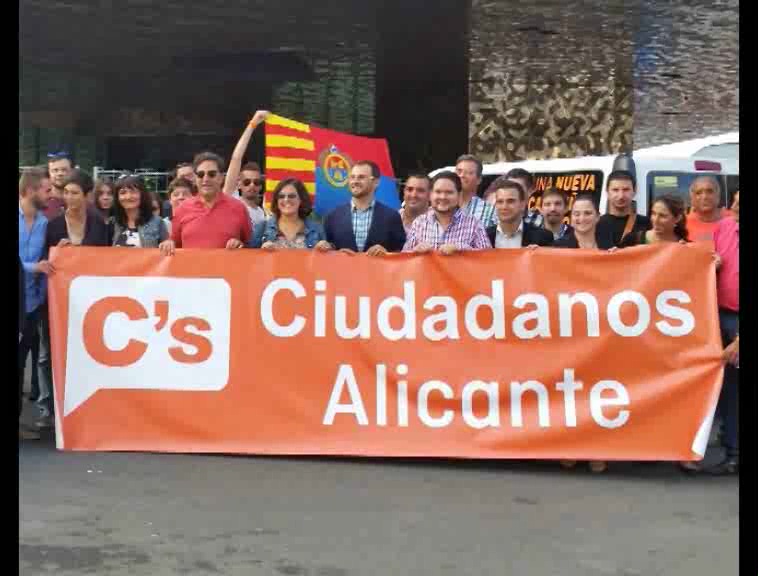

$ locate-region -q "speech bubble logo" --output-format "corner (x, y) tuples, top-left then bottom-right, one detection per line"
(64, 276), (231, 416)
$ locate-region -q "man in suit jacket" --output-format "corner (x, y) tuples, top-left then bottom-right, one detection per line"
(316, 161), (406, 255)
(486, 180), (553, 248)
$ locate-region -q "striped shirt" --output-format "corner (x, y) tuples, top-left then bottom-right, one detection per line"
(524, 210), (544, 227)
(403, 209), (491, 252)
(351, 199), (375, 252)
(462, 195), (497, 227)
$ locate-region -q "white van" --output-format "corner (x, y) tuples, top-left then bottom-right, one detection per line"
(430, 149), (739, 217)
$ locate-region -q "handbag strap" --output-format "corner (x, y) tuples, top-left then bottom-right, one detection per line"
(621, 212), (637, 242)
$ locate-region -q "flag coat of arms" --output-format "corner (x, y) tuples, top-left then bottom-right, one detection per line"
(264, 114), (399, 216)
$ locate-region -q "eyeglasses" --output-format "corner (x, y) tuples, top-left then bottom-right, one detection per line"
(196, 170), (219, 180)
(47, 150), (70, 160)
(277, 193), (299, 201)
(242, 178), (264, 187)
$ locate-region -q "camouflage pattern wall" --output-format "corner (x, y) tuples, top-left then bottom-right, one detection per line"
(468, 0), (738, 162)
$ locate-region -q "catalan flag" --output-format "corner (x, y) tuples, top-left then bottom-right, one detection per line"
(264, 114), (399, 216)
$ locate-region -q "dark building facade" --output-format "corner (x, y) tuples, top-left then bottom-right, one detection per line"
(19, 0), (737, 175)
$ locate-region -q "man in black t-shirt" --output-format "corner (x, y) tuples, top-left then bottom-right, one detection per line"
(596, 170), (651, 247)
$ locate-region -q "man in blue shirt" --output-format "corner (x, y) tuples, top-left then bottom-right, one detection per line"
(19, 167), (54, 435)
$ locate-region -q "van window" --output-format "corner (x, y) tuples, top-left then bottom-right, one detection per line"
(647, 172), (728, 213)
(479, 170), (603, 213)
(530, 171), (604, 213)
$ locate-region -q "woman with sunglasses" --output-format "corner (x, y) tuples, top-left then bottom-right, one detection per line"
(111, 175), (169, 248)
(46, 169), (111, 249)
(249, 179), (325, 250)
(553, 193), (613, 473)
(93, 179), (115, 224)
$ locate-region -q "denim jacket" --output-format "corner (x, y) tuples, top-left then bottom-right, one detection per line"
(112, 215), (168, 248)
(249, 217), (325, 249)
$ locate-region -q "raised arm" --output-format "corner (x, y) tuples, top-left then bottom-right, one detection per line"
(222, 110), (270, 196)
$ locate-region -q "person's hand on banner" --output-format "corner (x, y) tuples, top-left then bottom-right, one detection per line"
(159, 240), (176, 256)
(413, 243), (432, 254)
(261, 242), (278, 251)
(366, 245), (388, 257)
(722, 336), (739, 367)
(526, 244), (539, 250)
(35, 260), (55, 275)
(58, 238), (71, 247)
(339, 248), (357, 255)
(439, 244), (458, 256)
(314, 241), (333, 252)
(226, 239), (244, 250)
(713, 252), (722, 270)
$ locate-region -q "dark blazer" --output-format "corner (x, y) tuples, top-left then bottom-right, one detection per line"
(45, 210), (112, 253)
(486, 220), (554, 248)
(324, 200), (406, 252)
(553, 228), (615, 250)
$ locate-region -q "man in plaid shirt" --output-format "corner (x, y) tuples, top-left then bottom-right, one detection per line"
(455, 155), (497, 227)
(403, 171), (491, 254)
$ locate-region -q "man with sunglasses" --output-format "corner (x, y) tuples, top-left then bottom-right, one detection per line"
(223, 110), (270, 226)
(44, 152), (72, 220)
(159, 151), (251, 253)
(234, 162), (269, 227)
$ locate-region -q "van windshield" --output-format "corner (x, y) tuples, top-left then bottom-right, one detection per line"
(647, 172), (730, 211)
(481, 170), (604, 214)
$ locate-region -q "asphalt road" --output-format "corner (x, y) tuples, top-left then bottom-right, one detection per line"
(19, 356), (738, 576)
(20, 416), (738, 576)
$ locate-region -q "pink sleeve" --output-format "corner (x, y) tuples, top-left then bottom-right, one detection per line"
(712, 220), (722, 252)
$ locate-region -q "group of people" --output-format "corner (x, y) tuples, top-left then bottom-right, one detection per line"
(18, 111), (739, 476)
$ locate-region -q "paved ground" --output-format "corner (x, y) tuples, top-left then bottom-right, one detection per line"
(19, 364), (738, 576)
(20, 423), (738, 575)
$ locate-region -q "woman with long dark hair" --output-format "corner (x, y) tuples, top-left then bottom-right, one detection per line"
(111, 175), (169, 248)
(249, 178), (325, 249)
(620, 194), (689, 246)
(93, 179), (115, 224)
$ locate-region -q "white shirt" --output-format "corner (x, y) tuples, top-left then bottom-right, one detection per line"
(495, 219), (523, 249)
(246, 205), (268, 227)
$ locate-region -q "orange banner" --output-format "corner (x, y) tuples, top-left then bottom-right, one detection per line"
(48, 244), (723, 460)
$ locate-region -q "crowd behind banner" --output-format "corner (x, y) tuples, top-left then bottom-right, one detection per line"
(18, 111), (739, 475)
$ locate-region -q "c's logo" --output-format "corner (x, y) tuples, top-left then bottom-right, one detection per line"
(82, 297), (213, 367)
(320, 145), (353, 188)
(64, 277), (231, 416)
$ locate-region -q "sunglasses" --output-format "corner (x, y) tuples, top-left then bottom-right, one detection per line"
(277, 193), (299, 201)
(242, 178), (264, 187)
(47, 150), (70, 160)
(196, 170), (219, 180)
